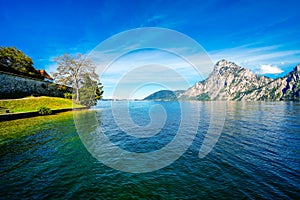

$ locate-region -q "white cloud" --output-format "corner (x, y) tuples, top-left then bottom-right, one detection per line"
(209, 43), (300, 72)
(257, 64), (283, 74)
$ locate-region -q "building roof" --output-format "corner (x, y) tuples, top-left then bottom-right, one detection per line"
(37, 69), (54, 80)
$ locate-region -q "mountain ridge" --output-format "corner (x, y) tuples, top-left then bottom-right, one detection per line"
(144, 60), (300, 101)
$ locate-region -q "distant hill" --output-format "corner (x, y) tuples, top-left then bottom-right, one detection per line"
(144, 90), (185, 101)
(144, 60), (300, 101)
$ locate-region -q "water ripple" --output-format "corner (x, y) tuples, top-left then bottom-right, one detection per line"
(0, 102), (299, 199)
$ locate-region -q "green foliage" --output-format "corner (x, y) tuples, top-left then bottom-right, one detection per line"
(78, 74), (103, 107)
(38, 106), (52, 115)
(269, 87), (278, 100)
(64, 92), (74, 99)
(276, 92), (281, 99)
(195, 92), (211, 101)
(283, 90), (293, 100)
(96, 82), (104, 100)
(145, 90), (185, 101)
(0, 46), (38, 76)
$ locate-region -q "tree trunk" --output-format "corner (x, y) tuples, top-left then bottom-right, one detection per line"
(76, 87), (79, 102)
(74, 76), (80, 102)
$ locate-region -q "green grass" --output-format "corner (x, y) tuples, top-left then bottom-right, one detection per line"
(0, 96), (84, 113)
(0, 111), (75, 143)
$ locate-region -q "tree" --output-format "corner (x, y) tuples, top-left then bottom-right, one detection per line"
(79, 74), (104, 107)
(52, 54), (99, 102)
(0, 46), (35, 74)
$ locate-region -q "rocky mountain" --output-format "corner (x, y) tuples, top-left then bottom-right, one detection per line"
(238, 64), (300, 101)
(144, 60), (300, 101)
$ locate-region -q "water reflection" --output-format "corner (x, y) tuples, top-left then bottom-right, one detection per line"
(0, 102), (299, 199)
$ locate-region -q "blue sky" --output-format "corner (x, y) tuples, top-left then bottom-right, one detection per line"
(1, 0), (300, 98)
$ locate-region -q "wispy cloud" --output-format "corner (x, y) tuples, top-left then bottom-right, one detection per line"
(140, 15), (165, 27)
(86, 28), (216, 98)
(95, 49), (209, 99)
(140, 14), (183, 29)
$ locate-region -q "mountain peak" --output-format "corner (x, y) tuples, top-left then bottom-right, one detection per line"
(214, 59), (241, 72)
(215, 59), (230, 66)
(183, 59), (274, 100)
(294, 64), (300, 72)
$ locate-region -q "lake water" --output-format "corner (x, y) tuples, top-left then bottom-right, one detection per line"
(0, 101), (299, 199)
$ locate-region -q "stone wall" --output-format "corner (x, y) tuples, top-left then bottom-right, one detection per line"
(0, 72), (72, 99)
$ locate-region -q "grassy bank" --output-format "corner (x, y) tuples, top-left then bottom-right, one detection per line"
(0, 96), (84, 113)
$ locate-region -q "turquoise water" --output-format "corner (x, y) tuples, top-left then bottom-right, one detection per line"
(0, 102), (299, 199)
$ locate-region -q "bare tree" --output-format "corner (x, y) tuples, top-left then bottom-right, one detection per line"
(52, 54), (98, 102)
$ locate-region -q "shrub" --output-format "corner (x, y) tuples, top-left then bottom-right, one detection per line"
(38, 106), (52, 115)
(64, 92), (74, 99)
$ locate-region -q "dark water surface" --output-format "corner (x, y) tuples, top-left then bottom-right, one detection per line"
(0, 102), (299, 199)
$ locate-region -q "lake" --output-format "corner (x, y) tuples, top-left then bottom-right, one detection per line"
(0, 101), (299, 199)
